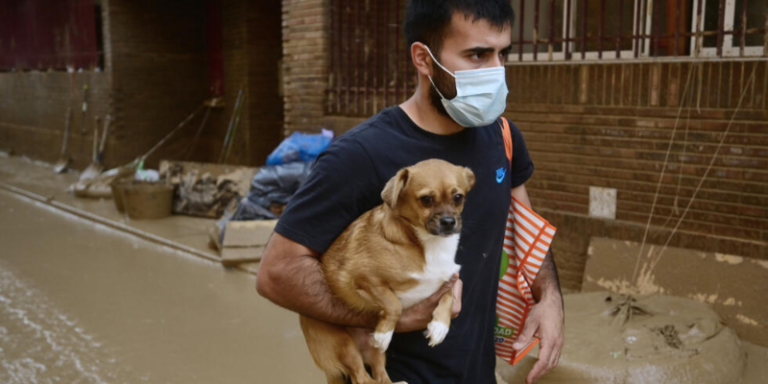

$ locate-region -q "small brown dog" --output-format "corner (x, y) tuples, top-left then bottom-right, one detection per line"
(300, 159), (475, 384)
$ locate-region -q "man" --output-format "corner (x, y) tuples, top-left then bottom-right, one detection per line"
(257, 1), (564, 383)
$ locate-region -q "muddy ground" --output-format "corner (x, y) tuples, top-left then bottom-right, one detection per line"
(0, 189), (320, 384)
(1, 180), (765, 384)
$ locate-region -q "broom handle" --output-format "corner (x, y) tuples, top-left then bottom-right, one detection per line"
(60, 107), (72, 156)
(99, 114), (111, 152)
(92, 126), (99, 162)
(223, 93), (244, 164)
(219, 87), (244, 163)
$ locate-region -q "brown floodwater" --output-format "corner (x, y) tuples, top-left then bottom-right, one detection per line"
(3, 183), (766, 384)
(0, 189), (322, 384)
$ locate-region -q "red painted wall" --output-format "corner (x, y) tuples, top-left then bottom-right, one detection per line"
(0, 0), (98, 70)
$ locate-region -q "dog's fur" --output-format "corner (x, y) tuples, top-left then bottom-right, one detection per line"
(300, 159), (475, 384)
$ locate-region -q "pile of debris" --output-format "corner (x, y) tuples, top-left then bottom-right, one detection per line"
(51, 89), (333, 268)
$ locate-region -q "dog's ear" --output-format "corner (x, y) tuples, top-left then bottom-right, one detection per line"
(463, 167), (476, 191)
(381, 168), (409, 209)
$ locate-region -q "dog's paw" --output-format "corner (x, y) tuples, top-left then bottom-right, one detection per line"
(425, 321), (449, 347)
(372, 330), (394, 353)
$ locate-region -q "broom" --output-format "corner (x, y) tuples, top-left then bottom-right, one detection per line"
(80, 115), (110, 181)
(53, 107), (73, 173)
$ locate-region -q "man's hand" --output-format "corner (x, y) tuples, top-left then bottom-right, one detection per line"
(512, 295), (564, 384)
(395, 273), (462, 332)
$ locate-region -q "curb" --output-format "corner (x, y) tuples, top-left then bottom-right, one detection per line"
(0, 181), (222, 264)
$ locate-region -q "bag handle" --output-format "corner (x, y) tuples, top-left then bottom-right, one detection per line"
(499, 117), (513, 165)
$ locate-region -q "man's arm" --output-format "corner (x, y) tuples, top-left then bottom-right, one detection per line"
(532, 249), (562, 304)
(256, 232), (378, 327)
(256, 232), (461, 331)
(510, 184), (564, 384)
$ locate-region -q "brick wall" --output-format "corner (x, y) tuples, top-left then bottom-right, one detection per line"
(503, 61), (768, 290)
(2, 0), (283, 169)
(0, 71), (112, 169)
(281, 0), (329, 134)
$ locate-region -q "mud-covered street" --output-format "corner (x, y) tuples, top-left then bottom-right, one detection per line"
(0, 189), (320, 384)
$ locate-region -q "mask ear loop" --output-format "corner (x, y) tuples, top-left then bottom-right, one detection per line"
(424, 45), (455, 101)
(424, 45), (456, 78)
(427, 76), (448, 100)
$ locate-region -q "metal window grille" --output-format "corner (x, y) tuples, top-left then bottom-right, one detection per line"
(510, 0), (768, 61)
(327, 0), (768, 116)
(327, 0), (415, 117)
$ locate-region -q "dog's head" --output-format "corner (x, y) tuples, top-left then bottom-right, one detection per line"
(381, 159), (475, 237)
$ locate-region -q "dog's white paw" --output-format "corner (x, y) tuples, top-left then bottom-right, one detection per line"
(372, 330), (394, 353)
(425, 321), (449, 347)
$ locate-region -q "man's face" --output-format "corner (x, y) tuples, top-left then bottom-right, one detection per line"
(429, 13), (512, 117)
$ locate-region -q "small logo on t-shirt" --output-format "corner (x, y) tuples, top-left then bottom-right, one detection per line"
(496, 167), (507, 184)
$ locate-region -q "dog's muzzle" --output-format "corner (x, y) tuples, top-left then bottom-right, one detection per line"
(428, 215), (460, 236)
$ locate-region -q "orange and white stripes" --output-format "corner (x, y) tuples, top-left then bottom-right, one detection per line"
(495, 195), (556, 365)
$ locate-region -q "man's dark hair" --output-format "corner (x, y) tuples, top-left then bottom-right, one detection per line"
(404, 0), (515, 54)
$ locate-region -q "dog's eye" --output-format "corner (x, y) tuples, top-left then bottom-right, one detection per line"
(453, 194), (464, 205)
(420, 196), (434, 207)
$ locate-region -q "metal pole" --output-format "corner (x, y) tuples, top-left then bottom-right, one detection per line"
(403, 0), (410, 102)
(599, 0), (605, 59)
(364, 0), (370, 115)
(634, 0), (643, 58)
(717, 0), (725, 57)
(400, 0), (407, 103)
(346, 1), (352, 113)
(519, 0), (526, 61)
(373, 0), (379, 112)
(582, 0), (589, 59)
(395, 0), (400, 105)
(549, 0), (556, 60)
(534, 0), (540, 61)
(384, 0), (389, 106)
(565, 0), (572, 59)
(674, 0), (682, 56)
(740, 0), (748, 56)
(355, 0), (361, 115)
(336, 0), (342, 113)
(617, 0), (623, 58)
(653, 0), (661, 56)
(329, 0), (335, 113)
(764, 3), (768, 57)
(695, 0), (704, 57)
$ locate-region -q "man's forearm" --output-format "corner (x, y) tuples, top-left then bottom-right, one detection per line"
(531, 249), (562, 305)
(258, 251), (378, 328)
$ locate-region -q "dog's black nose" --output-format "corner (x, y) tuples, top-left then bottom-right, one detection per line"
(439, 216), (456, 230)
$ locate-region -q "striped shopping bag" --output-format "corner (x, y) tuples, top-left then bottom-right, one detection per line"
(494, 117), (557, 365)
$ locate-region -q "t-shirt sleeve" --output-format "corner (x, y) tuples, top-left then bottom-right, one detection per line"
(274, 136), (382, 254)
(509, 121), (534, 188)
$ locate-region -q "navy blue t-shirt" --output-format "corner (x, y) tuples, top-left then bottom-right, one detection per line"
(275, 106), (534, 384)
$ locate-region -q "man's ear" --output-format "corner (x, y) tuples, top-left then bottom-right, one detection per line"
(410, 42), (433, 77)
(463, 167), (476, 192)
(381, 168), (410, 209)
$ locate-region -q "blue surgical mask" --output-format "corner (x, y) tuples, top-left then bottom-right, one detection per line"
(425, 46), (509, 128)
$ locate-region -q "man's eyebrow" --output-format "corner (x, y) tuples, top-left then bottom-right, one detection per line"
(462, 47), (495, 55)
(462, 45), (513, 55)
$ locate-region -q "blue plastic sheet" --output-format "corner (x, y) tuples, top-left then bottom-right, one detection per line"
(266, 129), (334, 166)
